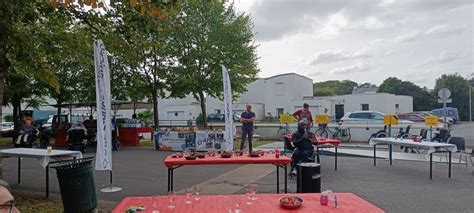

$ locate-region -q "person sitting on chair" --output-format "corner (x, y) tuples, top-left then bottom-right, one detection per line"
(290, 120), (315, 174)
(16, 117), (40, 148)
(67, 121), (87, 145)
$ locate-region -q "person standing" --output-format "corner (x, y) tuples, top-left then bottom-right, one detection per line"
(240, 104), (256, 153)
(293, 103), (313, 130)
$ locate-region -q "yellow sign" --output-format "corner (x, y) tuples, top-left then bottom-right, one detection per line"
(425, 116), (438, 126)
(383, 115), (398, 125)
(315, 114), (330, 124)
(279, 113), (293, 124)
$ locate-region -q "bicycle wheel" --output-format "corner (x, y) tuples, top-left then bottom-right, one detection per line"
(337, 128), (351, 143)
(314, 128), (328, 138)
(277, 128), (291, 141)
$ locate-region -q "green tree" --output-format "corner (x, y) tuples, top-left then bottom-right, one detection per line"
(0, 1), (60, 136)
(313, 80), (357, 96)
(168, 0), (259, 129)
(434, 73), (471, 121)
(378, 77), (435, 111)
(105, 0), (177, 127)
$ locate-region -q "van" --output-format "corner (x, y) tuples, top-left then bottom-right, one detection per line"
(430, 107), (459, 123)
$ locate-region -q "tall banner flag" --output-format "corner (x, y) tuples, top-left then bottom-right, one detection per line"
(94, 40), (112, 171)
(221, 65), (233, 151)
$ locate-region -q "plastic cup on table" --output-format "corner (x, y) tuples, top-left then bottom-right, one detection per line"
(47, 146), (52, 155)
(249, 184), (258, 200)
(168, 191), (176, 209)
(185, 187), (193, 204)
(194, 184), (203, 201)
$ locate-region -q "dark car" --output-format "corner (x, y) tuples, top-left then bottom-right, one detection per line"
(207, 114), (240, 122)
(1, 122), (14, 137)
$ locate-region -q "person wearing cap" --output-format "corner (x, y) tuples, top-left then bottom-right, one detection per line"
(240, 104), (256, 153)
(293, 103), (313, 130)
(290, 120), (315, 174)
(0, 180), (20, 213)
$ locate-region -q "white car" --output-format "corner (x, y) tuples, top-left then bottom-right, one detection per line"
(340, 111), (414, 124)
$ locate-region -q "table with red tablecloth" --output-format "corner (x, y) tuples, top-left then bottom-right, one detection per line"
(164, 154), (292, 193)
(112, 193), (385, 213)
(284, 135), (341, 170)
(118, 128), (140, 146)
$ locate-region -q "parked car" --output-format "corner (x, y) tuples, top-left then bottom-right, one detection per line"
(1, 122), (14, 137)
(397, 113), (425, 123)
(414, 111), (453, 124)
(207, 113), (240, 122)
(340, 111), (414, 124)
(430, 107), (459, 124)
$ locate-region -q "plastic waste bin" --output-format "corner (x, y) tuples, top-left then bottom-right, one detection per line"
(297, 162), (321, 193)
(51, 157), (97, 213)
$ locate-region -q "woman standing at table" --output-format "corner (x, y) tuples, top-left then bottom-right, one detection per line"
(240, 104), (256, 153)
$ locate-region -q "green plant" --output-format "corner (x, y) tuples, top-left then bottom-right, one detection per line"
(4, 114), (13, 122)
(137, 110), (154, 127)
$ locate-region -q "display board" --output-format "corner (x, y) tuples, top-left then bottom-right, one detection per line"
(154, 130), (229, 151)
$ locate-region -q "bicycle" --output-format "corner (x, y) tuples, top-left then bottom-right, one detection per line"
(314, 123), (351, 143)
(276, 123), (293, 141)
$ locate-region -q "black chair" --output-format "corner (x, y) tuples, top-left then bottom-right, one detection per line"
(448, 137), (472, 168)
(419, 129), (428, 140)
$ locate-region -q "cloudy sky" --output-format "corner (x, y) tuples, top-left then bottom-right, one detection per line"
(232, 0), (473, 88)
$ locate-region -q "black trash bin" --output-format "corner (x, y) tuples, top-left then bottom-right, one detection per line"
(51, 157), (97, 213)
(297, 162), (321, 193)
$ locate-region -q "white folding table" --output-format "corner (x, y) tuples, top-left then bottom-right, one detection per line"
(369, 138), (457, 179)
(0, 148), (83, 197)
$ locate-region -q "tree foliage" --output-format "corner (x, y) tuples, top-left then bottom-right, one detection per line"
(167, 0), (259, 128)
(433, 73), (471, 121)
(313, 80), (358, 96)
(378, 77), (435, 111)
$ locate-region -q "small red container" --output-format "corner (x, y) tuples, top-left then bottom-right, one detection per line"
(320, 195), (328, 205)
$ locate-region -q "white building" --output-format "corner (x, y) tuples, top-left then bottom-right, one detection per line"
(5, 73), (412, 123)
(157, 73), (413, 122)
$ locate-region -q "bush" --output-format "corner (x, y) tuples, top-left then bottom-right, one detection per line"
(4, 114), (13, 122)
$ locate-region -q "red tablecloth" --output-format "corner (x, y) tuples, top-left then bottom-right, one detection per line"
(112, 193), (384, 213)
(137, 127), (153, 133)
(284, 135), (341, 146)
(118, 128), (140, 146)
(164, 154), (292, 168)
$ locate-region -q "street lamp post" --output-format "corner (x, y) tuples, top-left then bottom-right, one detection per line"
(469, 78), (474, 122)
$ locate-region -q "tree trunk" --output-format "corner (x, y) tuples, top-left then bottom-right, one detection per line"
(0, 72), (4, 139)
(12, 97), (21, 142)
(153, 92), (159, 128)
(198, 92), (208, 129)
(56, 99), (62, 134)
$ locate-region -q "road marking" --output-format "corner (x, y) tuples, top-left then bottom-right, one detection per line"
(178, 164), (276, 194)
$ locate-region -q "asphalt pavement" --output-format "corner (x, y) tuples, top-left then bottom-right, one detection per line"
(1, 146), (473, 212)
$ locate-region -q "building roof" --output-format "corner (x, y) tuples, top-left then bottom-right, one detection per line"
(264, 73), (312, 81)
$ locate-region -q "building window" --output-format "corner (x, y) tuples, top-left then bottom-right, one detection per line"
(276, 82), (285, 96)
(277, 108), (284, 117)
(215, 109), (221, 114)
(395, 104), (399, 110)
(361, 104), (369, 111)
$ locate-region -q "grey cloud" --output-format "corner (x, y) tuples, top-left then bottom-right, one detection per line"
(395, 25), (466, 43)
(330, 62), (371, 74)
(423, 52), (459, 64)
(248, 0), (472, 41)
(425, 25), (465, 36)
(306, 49), (372, 65)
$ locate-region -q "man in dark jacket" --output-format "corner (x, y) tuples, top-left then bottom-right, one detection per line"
(290, 120), (315, 173)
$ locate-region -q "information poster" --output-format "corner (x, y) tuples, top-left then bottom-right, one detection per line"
(154, 130), (227, 151)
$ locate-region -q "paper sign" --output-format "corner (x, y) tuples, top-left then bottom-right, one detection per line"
(315, 114), (330, 124)
(383, 115), (398, 125)
(425, 116), (438, 126)
(279, 113), (293, 124)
